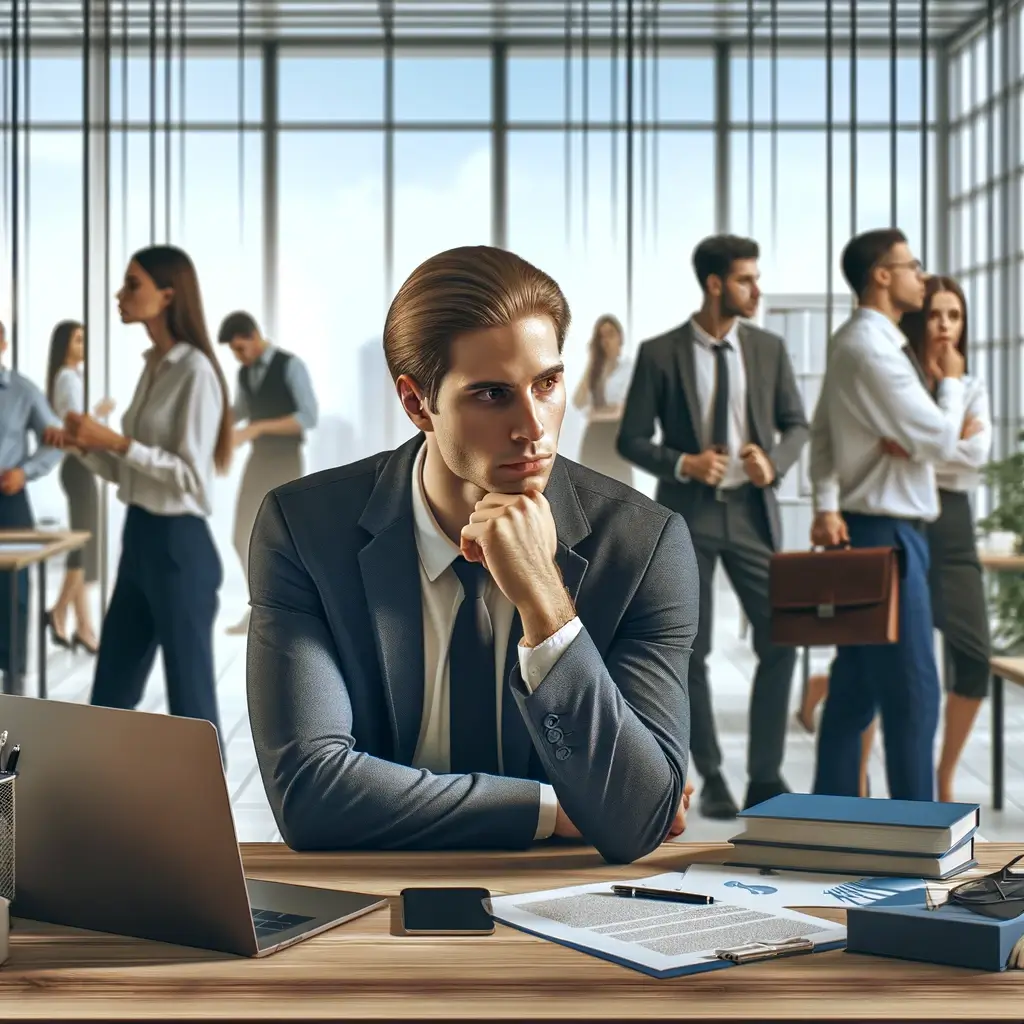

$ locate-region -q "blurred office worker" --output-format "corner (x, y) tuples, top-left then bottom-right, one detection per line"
(246, 245), (697, 862)
(0, 320), (62, 694)
(809, 228), (965, 802)
(45, 319), (115, 656)
(572, 314), (636, 487)
(218, 311), (318, 635)
(46, 245), (233, 758)
(617, 234), (808, 820)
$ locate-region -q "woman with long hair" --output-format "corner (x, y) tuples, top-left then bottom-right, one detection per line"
(799, 276), (992, 802)
(45, 245), (233, 758)
(43, 319), (114, 654)
(572, 313), (636, 487)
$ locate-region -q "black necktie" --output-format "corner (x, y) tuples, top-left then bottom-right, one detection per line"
(711, 341), (731, 451)
(448, 557), (500, 775)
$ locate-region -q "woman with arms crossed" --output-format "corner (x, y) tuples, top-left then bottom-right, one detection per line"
(46, 246), (233, 759)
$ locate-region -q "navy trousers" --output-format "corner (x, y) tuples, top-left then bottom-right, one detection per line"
(0, 490), (33, 688)
(812, 513), (939, 802)
(91, 506), (225, 757)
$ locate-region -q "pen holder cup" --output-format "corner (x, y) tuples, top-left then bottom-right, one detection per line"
(0, 775), (14, 904)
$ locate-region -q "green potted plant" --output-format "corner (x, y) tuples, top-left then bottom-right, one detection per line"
(979, 429), (1024, 654)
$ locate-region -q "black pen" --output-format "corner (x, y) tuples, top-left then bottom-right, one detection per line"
(611, 885), (714, 905)
(4, 745), (19, 775)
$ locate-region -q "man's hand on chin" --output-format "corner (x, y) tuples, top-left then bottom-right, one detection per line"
(460, 487), (576, 647)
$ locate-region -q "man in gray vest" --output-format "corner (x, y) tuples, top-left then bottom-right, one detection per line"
(219, 311), (319, 635)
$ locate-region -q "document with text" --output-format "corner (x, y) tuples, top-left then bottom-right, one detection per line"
(488, 879), (847, 978)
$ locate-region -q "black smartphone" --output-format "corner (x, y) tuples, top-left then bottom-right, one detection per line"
(398, 886), (494, 936)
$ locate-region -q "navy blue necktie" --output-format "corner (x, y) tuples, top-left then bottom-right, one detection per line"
(711, 341), (732, 451)
(448, 557), (500, 775)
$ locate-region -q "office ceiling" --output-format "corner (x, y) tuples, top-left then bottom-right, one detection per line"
(5, 0), (1000, 46)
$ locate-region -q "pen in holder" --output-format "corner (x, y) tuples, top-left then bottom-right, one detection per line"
(0, 773), (14, 904)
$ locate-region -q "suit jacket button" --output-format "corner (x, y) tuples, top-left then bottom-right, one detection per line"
(546, 727), (563, 744)
(555, 745), (571, 761)
(543, 714), (559, 729)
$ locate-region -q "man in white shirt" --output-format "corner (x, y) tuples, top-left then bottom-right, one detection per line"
(617, 235), (809, 819)
(246, 246), (697, 863)
(809, 228), (966, 802)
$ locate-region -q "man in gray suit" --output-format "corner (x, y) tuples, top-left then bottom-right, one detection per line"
(617, 234), (808, 820)
(246, 245), (698, 863)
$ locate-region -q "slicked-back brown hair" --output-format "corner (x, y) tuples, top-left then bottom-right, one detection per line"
(383, 245), (571, 413)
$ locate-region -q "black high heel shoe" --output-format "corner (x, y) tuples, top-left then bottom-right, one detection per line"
(72, 632), (98, 656)
(44, 610), (72, 649)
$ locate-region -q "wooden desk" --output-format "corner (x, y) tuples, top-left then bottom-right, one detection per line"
(0, 841), (1020, 1020)
(0, 530), (90, 698)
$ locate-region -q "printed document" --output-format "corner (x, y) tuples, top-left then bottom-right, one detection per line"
(488, 879), (846, 978)
(662, 864), (928, 910)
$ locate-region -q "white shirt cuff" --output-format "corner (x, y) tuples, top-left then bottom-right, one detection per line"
(517, 616), (584, 693)
(813, 481), (840, 514)
(122, 439), (151, 469)
(535, 783), (558, 841)
(937, 377), (965, 408)
(674, 454), (690, 482)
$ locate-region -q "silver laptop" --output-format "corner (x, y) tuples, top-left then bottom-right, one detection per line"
(0, 694), (387, 956)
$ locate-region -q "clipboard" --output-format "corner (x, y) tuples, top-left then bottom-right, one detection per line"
(715, 937), (815, 963)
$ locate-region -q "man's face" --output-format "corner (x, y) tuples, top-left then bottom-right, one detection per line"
(418, 316), (566, 496)
(712, 258), (761, 319)
(228, 334), (263, 366)
(877, 241), (927, 313)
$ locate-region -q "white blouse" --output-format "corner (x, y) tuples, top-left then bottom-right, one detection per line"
(582, 357), (634, 409)
(934, 374), (992, 494)
(83, 342), (224, 518)
(52, 366), (85, 420)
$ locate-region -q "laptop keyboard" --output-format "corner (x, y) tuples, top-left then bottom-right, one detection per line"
(251, 907), (314, 936)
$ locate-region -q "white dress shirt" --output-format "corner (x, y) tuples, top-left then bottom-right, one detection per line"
(409, 443), (583, 841)
(82, 342), (224, 518)
(810, 307), (966, 521)
(934, 374), (992, 493)
(676, 317), (750, 489)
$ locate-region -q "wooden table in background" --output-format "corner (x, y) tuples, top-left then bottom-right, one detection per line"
(979, 553), (1024, 573)
(978, 551), (1024, 808)
(0, 841), (1021, 1020)
(0, 530), (90, 698)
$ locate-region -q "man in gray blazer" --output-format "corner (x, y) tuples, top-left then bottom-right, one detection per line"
(246, 245), (698, 864)
(617, 234), (808, 820)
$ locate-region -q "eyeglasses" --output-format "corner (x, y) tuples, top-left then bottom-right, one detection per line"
(880, 259), (925, 274)
(947, 854), (1024, 919)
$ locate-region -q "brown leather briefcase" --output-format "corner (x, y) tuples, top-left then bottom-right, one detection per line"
(769, 546), (900, 647)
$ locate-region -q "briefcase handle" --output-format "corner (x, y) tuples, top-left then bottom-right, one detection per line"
(811, 542), (852, 552)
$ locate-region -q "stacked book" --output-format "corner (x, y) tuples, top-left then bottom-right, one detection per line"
(725, 793), (980, 879)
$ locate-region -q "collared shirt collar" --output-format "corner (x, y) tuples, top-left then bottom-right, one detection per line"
(254, 343), (277, 368)
(0, 367), (11, 388)
(410, 442), (462, 583)
(855, 306), (907, 349)
(690, 316), (740, 350)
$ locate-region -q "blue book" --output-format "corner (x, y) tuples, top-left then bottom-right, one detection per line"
(846, 891), (1024, 972)
(736, 793), (979, 856)
(725, 832), (977, 879)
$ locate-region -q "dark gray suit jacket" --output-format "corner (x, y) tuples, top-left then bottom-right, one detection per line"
(246, 434), (698, 864)
(616, 319), (809, 550)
